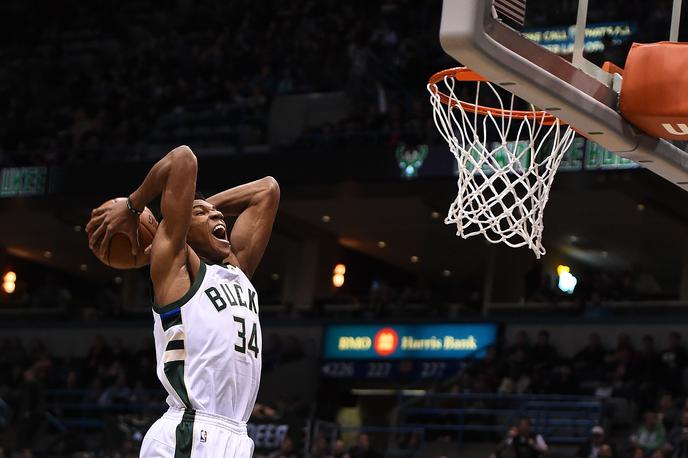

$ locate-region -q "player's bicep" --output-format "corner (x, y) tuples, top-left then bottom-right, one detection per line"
(150, 221), (185, 277)
(159, 146), (197, 251)
(230, 185), (279, 278)
(150, 147), (196, 282)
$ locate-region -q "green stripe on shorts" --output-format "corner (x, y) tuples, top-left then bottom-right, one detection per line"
(174, 408), (196, 458)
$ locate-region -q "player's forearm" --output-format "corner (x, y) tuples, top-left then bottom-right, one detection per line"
(207, 177), (279, 217)
(129, 145), (197, 210)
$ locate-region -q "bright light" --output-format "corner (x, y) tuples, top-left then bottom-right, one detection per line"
(2, 271), (16, 294)
(332, 264), (346, 288)
(556, 265), (570, 276)
(557, 265), (577, 294)
(442, 269), (452, 277)
(377, 241), (386, 248)
(321, 215), (331, 223)
(410, 256), (419, 263)
(332, 273), (345, 288)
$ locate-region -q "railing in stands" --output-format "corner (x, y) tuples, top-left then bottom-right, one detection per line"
(396, 392), (602, 446)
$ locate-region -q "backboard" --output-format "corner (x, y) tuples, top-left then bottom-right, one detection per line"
(438, 0), (688, 189)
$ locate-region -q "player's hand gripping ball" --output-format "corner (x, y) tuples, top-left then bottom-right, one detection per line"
(86, 198), (158, 269)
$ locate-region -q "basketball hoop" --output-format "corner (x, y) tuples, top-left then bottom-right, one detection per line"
(428, 67), (576, 258)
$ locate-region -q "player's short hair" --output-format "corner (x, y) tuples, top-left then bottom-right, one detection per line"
(158, 191), (206, 224)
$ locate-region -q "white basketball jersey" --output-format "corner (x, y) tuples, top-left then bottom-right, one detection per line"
(151, 262), (262, 422)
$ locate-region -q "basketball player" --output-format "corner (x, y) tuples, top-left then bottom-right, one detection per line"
(86, 145), (279, 457)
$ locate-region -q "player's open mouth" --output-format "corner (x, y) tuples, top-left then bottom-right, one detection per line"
(212, 224), (227, 241)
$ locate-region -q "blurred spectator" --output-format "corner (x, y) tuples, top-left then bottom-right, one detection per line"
(349, 433), (382, 458)
(311, 433), (331, 458)
(660, 393), (680, 432)
(639, 335), (660, 370)
(630, 409), (666, 458)
(505, 331), (532, 373)
(576, 426), (616, 458)
(332, 439), (350, 458)
(574, 332), (607, 381)
(547, 365), (579, 395)
(0, 396), (10, 430)
(637, 335), (661, 402)
(17, 368), (45, 457)
(661, 332), (688, 395)
(531, 330), (558, 370)
(252, 403), (278, 420)
(666, 409), (688, 458)
(468, 345), (505, 392)
(494, 417), (549, 458)
(268, 436), (298, 458)
(98, 373), (132, 406)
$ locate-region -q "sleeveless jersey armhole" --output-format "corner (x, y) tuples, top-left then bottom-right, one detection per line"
(153, 262), (207, 314)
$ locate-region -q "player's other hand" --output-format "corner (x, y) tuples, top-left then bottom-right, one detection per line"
(86, 197), (140, 258)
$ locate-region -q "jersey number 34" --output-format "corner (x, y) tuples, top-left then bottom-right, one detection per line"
(233, 316), (259, 358)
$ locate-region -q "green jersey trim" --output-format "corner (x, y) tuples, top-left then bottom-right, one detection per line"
(153, 262), (207, 314)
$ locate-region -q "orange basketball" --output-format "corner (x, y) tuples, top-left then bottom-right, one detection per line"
(90, 198), (159, 269)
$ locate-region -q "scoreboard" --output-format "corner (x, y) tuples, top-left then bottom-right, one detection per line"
(320, 323), (498, 379)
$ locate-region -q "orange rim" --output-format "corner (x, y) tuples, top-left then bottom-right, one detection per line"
(428, 67), (561, 126)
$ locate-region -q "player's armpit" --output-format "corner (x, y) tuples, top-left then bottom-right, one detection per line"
(207, 177), (280, 278)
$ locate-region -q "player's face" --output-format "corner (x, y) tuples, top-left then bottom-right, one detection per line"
(187, 200), (231, 262)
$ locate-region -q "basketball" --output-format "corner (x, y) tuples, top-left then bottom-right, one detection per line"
(90, 198), (159, 269)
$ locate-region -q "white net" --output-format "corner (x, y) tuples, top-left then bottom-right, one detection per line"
(428, 72), (576, 258)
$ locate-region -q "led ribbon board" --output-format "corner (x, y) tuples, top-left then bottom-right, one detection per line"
(323, 324), (497, 360)
(0, 167), (47, 197)
(523, 21), (636, 56)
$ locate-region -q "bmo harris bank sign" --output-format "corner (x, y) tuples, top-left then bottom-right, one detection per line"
(323, 324), (497, 360)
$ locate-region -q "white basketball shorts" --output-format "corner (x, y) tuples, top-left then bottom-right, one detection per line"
(140, 408), (254, 458)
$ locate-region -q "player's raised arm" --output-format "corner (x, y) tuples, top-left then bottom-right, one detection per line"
(133, 146), (197, 305)
(206, 176), (279, 278)
(87, 145), (197, 272)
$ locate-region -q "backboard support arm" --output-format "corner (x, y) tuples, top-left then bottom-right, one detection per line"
(671, 0), (683, 41)
(572, 0), (615, 85)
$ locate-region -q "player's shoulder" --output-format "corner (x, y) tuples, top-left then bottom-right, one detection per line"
(151, 245), (205, 308)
